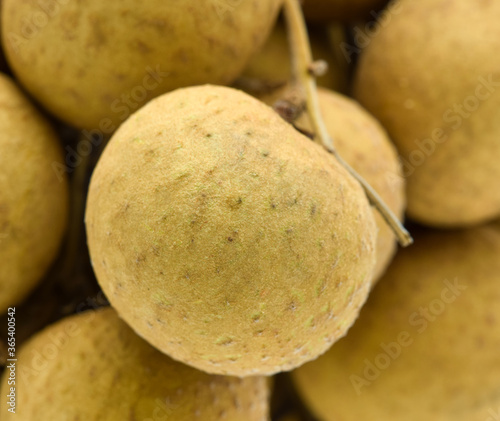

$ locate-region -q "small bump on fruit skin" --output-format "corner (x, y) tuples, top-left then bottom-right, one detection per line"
(85, 84), (377, 376)
(0, 307), (270, 420)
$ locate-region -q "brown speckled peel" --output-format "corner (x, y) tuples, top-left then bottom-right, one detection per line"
(1, 0), (282, 130)
(292, 224), (500, 421)
(85, 85), (377, 376)
(0, 307), (270, 420)
(354, 0), (500, 227)
(0, 73), (68, 313)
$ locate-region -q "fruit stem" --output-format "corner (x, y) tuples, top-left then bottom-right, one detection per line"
(283, 0), (413, 247)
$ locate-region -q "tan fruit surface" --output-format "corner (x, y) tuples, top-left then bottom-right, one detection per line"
(354, 0), (500, 227)
(0, 307), (270, 420)
(309, 90), (404, 283)
(260, 87), (405, 283)
(0, 73), (68, 313)
(85, 85), (377, 376)
(1, 0), (282, 130)
(292, 224), (500, 421)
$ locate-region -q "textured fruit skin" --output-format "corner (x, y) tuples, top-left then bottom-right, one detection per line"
(0, 73), (68, 313)
(354, 0), (500, 227)
(0, 308), (270, 420)
(292, 224), (500, 421)
(241, 22), (347, 92)
(302, 0), (387, 21)
(85, 85), (377, 376)
(1, 0), (282, 130)
(311, 90), (404, 283)
(261, 87), (405, 283)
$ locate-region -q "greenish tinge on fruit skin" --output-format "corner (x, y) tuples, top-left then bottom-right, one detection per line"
(152, 292), (171, 307)
(200, 354), (243, 361)
(215, 336), (235, 346)
(305, 316), (315, 328)
(252, 312), (263, 322)
(360, 273), (369, 286)
(315, 279), (327, 297)
(291, 289), (306, 304)
(144, 224), (155, 233)
(174, 171), (191, 180)
(194, 182), (207, 192)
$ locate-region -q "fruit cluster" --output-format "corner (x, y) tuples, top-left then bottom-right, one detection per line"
(0, 0), (499, 420)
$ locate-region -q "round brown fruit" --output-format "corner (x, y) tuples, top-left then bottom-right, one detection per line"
(0, 307), (270, 420)
(354, 0), (500, 227)
(292, 224), (500, 421)
(2, 0), (282, 130)
(85, 84), (377, 376)
(0, 73), (68, 313)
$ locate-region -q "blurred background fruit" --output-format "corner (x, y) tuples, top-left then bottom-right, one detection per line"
(239, 20), (349, 94)
(0, 307), (271, 420)
(2, 0), (282, 129)
(292, 224), (500, 420)
(354, 0), (500, 227)
(0, 73), (68, 314)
